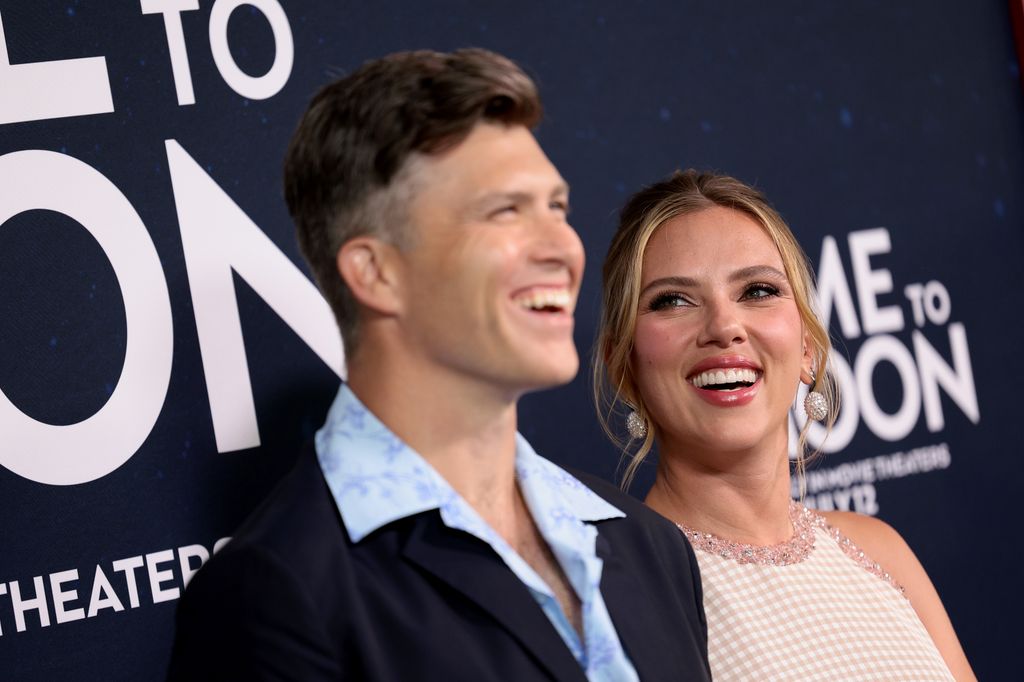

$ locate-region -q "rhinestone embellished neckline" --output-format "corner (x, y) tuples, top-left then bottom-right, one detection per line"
(675, 501), (906, 594)
(675, 501), (815, 566)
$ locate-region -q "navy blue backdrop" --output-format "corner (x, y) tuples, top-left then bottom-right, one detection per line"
(1, 2), (1021, 680)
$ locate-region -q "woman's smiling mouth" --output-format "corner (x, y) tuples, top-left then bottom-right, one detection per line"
(688, 367), (761, 391)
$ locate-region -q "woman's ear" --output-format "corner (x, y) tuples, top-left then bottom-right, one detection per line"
(800, 332), (816, 386)
(336, 236), (403, 316)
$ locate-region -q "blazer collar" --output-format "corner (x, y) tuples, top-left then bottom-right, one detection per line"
(593, 529), (666, 682)
(402, 513), (588, 682)
(401, 512), (665, 682)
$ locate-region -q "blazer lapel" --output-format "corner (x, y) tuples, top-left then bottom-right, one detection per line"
(402, 513), (586, 682)
(594, 522), (665, 682)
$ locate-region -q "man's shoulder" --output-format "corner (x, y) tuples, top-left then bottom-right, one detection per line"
(568, 468), (671, 528)
(168, 444), (355, 681)
(565, 467), (700, 567)
(225, 444), (345, 557)
(565, 467), (711, 680)
(185, 443), (355, 614)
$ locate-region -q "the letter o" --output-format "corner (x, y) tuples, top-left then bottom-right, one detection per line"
(855, 335), (921, 442)
(0, 151), (174, 485)
(209, 0), (293, 100)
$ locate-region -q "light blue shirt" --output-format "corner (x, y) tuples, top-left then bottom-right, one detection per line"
(315, 384), (640, 682)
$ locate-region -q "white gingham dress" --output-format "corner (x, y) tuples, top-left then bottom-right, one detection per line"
(684, 507), (954, 681)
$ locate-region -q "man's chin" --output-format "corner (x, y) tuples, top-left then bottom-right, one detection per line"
(518, 357), (580, 393)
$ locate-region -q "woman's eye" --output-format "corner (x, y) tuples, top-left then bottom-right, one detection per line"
(743, 282), (780, 300)
(648, 293), (690, 310)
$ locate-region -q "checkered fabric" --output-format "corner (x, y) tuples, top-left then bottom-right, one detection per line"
(693, 522), (954, 681)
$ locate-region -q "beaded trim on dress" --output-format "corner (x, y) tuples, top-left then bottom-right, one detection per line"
(675, 501), (906, 595)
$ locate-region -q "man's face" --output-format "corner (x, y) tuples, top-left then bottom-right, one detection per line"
(393, 122), (585, 400)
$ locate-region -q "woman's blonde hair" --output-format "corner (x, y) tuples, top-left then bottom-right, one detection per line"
(592, 169), (839, 490)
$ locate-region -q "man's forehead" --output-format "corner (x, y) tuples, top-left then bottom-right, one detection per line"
(473, 179), (570, 200)
(407, 124), (565, 195)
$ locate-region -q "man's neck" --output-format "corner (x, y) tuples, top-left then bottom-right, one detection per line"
(347, 349), (583, 637)
(346, 354), (521, 524)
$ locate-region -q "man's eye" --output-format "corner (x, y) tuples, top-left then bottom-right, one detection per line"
(550, 200), (570, 214)
(648, 293), (690, 311)
(491, 205), (517, 218)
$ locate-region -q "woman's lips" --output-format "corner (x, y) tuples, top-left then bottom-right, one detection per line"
(688, 375), (761, 407)
(689, 367), (759, 388)
(685, 355), (763, 407)
(688, 358), (761, 405)
(687, 355), (761, 375)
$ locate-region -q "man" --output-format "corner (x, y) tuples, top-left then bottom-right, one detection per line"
(167, 48), (710, 681)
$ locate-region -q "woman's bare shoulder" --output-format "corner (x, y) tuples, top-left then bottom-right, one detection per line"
(819, 510), (908, 568)
(818, 509), (976, 681)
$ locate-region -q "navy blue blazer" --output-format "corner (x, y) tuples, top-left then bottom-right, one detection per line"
(166, 445), (711, 681)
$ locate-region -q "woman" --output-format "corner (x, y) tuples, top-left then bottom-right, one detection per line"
(593, 170), (974, 680)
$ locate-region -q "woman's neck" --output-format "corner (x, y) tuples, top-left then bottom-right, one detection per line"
(645, 438), (795, 545)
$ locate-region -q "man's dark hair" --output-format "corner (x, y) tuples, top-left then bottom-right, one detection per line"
(283, 48), (542, 356)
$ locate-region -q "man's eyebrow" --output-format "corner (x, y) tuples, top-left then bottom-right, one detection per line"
(475, 190), (531, 205)
(471, 182), (570, 207)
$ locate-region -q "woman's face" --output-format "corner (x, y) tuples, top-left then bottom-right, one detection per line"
(631, 206), (811, 458)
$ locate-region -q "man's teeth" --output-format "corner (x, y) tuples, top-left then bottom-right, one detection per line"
(517, 289), (571, 311)
(689, 368), (758, 389)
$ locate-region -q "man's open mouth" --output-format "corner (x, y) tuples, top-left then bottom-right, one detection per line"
(514, 288), (571, 313)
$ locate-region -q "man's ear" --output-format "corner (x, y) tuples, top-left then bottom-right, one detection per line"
(336, 236), (403, 316)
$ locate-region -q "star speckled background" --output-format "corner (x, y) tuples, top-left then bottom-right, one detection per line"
(1, 2), (1021, 679)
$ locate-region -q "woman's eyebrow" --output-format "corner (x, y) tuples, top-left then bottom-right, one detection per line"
(639, 275), (698, 297)
(729, 265), (787, 282)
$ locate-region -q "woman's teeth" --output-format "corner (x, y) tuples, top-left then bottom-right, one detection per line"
(689, 368), (758, 390)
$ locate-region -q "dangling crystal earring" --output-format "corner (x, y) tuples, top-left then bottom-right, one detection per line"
(803, 390), (827, 422)
(626, 410), (648, 440)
